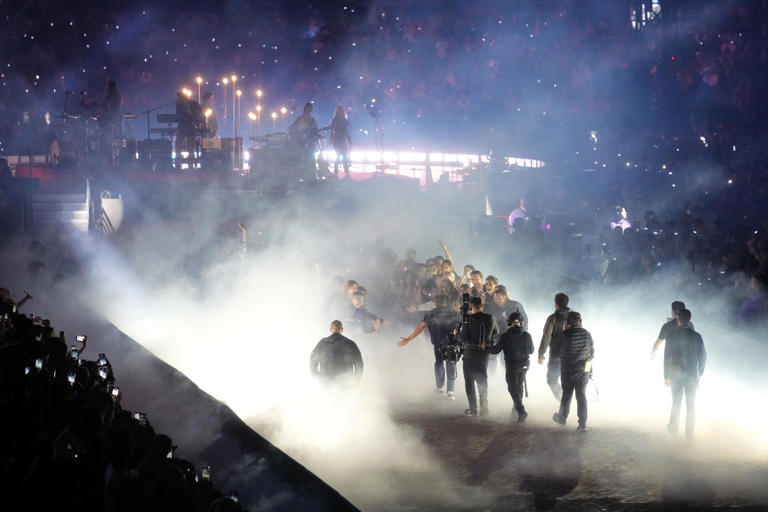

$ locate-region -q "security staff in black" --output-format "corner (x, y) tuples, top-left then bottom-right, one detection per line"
(663, 308), (706, 440)
(398, 294), (461, 398)
(552, 311), (594, 432)
(460, 297), (499, 416)
(310, 320), (364, 385)
(538, 293), (571, 401)
(488, 311), (534, 422)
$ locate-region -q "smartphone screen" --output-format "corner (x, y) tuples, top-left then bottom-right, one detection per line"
(76, 335), (86, 343)
(35, 358), (43, 370)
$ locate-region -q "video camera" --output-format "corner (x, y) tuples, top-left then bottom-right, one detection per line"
(438, 293), (470, 362)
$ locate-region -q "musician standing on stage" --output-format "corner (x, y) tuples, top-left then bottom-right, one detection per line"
(288, 102), (320, 180)
(175, 90), (203, 154)
(329, 106), (352, 179)
(102, 80), (123, 166)
(202, 92), (219, 138)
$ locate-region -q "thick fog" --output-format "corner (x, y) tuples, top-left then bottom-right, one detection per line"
(4, 182), (752, 507)
(3, 0), (767, 508)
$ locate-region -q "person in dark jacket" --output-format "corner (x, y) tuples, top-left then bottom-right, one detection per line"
(310, 320), (363, 384)
(663, 308), (706, 440)
(651, 301), (692, 359)
(486, 285), (528, 331)
(460, 297), (499, 417)
(485, 285), (528, 375)
(538, 293), (571, 400)
(552, 311), (594, 431)
(488, 311), (534, 422)
(398, 294), (461, 398)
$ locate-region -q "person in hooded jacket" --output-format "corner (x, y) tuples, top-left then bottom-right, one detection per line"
(537, 293), (571, 400)
(310, 320), (363, 384)
(488, 311), (534, 422)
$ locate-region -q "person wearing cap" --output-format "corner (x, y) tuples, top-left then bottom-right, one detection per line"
(488, 311), (534, 422)
(552, 311), (594, 432)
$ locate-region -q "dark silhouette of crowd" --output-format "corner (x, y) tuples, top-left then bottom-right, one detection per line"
(1, 1), (767, 152)
(0, 294), (246, 511)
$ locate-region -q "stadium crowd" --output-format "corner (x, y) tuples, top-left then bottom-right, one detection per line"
(0, 293), (245, 511)
(1, 1), (766, 151)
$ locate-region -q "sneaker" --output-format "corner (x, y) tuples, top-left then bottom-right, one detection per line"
(577, 425), (588, 432)
(446, 391), (456, 400)
(479, 406), (489, 417)
(464, 408), (478, 416)
(552, 412), (566, 426)
(434, 388), (445, 396)
(517, 411), (528, 424)
(667, 423), (677, 436)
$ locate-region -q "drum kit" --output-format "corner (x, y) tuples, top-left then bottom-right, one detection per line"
(48, 91), (136, 168)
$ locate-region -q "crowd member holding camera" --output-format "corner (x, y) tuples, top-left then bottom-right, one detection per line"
(460, 296), (499, 417)
(538, 293), (571, 400)
(310, 320), (364, 384)
(0, 299), (243, 511)
(488, 311), (534, 422)
(398, 294), (461, 399)
(663, 308), (706, 440)
(552, 311), (594, 432)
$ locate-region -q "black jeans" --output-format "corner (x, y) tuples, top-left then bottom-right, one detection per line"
(669, 376), (698, 439)
(558, 371), (589, 427)
(433, 346), (457, 393)
(547, 358), (562, 400)
(505, 368), (528, 413)
(463, 357), (488, 412)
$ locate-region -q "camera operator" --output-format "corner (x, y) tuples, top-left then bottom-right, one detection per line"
(460, 296), (499, 416)
(398, 294), (461, 399)
(488, 311), (534, 422)
(552, 312), (594, 432)
(663, 308), (706, 440)
(310, 320), (364, 385)
(537, 293), (571, 400)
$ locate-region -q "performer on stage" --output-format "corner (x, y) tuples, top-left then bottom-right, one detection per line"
(202, 91), (219, 138)
(329, 106), (352, 179)
(102, 80), (123, 166)
(176, 90), (203, 154)
(288, 102), (320, 180)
